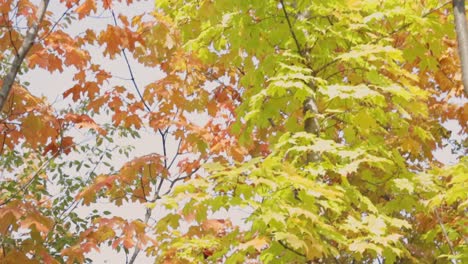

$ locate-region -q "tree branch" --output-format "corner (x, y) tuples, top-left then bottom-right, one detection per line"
(434, 208), (457, 262)
(277, 239), (306, 258)
(0, 0), (50, 111)
(279, 0), (302, 55)
(279, 0), (321, 163)
(40, 6), (74, 41)
(110, 10), (152, 112)
(127, 207), (151, 264)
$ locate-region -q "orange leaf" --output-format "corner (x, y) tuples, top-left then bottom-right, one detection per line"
(63, 84), (82, 101)
(75, 0), (96, 19)
(64, 113), (106, 135)
(123, 237), (135, 249)
(103, 0), (113, 9)
(61, 136), (75, 154)
(21, 211), (53, 233)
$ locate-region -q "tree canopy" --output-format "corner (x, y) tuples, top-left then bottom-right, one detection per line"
(0, 0), (467, 263)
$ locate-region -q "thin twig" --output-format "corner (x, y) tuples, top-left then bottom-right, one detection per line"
(110, 10), (152, 112)
(5, 15), (19, 56)
(168, 139), (182, 170)
(40, 6), (74, 41)
(278, 239), (306, 257)
(434, 207), (457, 262)
(279, 0), (302, 55)
(163, 167), (201, 196)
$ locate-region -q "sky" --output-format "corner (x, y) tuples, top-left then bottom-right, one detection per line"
(18, 1), (464, 263)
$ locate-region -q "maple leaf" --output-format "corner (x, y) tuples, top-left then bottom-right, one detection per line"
(0, 0), (466, 263)
(63, 113), (106, 135)
(21, 211), (53, 233)
(63, 84), (82, 101)
(75, 0), (97, 19)
(239, 237), (269, 252)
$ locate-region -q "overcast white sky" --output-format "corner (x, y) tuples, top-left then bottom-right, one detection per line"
(19, 1), (464, 263)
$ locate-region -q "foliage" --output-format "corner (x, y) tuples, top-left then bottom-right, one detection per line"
(0, 0), (466, 263)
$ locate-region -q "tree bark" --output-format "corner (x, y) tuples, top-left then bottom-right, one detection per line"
(0, 0), (50, 111)
(303, 96), (321, 163)
(452, 0), (468, 97)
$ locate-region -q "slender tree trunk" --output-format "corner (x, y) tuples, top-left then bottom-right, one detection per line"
(452, 0), (468, 97)
(0, 0), (50, 111)
(303, 96), (321, 163)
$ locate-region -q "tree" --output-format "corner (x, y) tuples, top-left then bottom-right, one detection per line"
(453, 0), (468, 96)
(0, 0), (467, 264)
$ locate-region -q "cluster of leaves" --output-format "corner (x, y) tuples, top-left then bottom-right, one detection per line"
(1, 0), (241, 262)
(0, 0), (466, 263)
(153, 0), (467, 263)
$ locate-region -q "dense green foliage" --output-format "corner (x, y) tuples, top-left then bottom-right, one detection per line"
(152, 0), (467, 263)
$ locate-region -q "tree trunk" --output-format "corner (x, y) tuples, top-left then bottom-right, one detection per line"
(303, 96), (321, 163)
(0, 0), (50, 111)
(452, 0), (468, 97)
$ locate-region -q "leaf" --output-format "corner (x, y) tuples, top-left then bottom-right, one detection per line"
(76, 0), (97, 19)
(274, 232), (307, 252)
(392, 178), (414, 194)
(64, 113), (107, 135)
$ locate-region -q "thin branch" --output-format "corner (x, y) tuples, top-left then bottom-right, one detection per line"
(39, 6), (74, 41)
(163, 167), (200, 196)
(159, 129), (168, 168)
(110, 10), (152, 112)
(0, 149), (59, 207)
(109, 8), (159, 263)
(434, 208), (457, 261)
(278, 239), (306, 258)
(279, 0), (320, 164)
(0, 0), (50, 110)
(5, 15), (19, 56)
(168, 139), (182, 170)
(155, 176), (165, 198)
(0, 136), (92, 207)
(279, 0), (302, 55)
